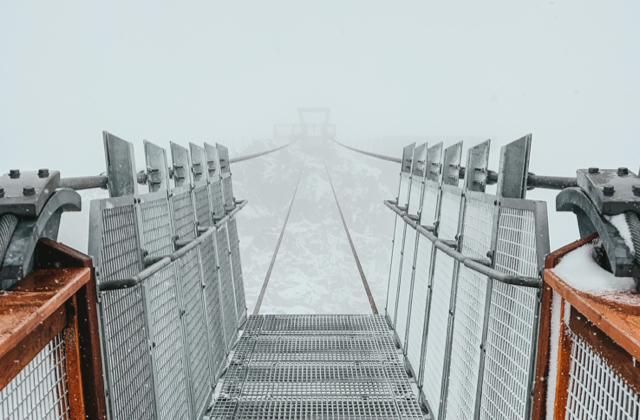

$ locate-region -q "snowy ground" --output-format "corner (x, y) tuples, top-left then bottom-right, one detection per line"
(232, 139), (398, 314)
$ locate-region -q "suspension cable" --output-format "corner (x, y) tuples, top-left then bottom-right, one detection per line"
(329, 136), (401, 164)
(230, 140), (296, 164)
(324, 162), (379, 314)
(253, 158), (306, 315)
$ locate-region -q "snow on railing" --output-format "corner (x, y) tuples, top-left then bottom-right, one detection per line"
(385, 136), (550, 420)
(88, 132), (247, 420)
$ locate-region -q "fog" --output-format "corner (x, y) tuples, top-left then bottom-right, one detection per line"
(1, 2), (639, 311)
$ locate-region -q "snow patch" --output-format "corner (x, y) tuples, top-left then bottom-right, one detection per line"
(551, 243), (636, 293)
(606, 214), (635, 254)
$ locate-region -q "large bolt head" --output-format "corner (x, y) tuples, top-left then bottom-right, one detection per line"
(588, 167), (599, 174)
(633, 185), (640, 197)
(23, 186), (35, 196)
(618, 167), (629, 176)
(603, 185), (615, 196)
(37, 168), (49, 178)
(0, 187), (4, 198)
(9, 169), (20, 179)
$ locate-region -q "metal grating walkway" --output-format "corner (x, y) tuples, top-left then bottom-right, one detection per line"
(208, 315), (425, 419)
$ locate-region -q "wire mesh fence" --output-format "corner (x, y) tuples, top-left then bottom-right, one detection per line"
(385, 141), (549, 420)
(89, 138), (247, 420)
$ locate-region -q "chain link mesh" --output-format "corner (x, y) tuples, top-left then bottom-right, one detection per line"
(0, 334), (70, 420)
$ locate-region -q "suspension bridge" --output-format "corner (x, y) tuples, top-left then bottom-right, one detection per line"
(0, 108), (639, 420)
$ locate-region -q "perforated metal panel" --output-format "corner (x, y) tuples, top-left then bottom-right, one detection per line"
(480, 206), (541, 420)
(420, 187), (462, 419)
(0, 334), (70, 420)
(445, 196), (495, 420)
(178, 248), (213, 419)
(146, 265), (191, 420)
(217, 226), (239, 347)
(396, 227), (418, 347)
(564, 331), (640, 419)
(229, 219), (247, 326)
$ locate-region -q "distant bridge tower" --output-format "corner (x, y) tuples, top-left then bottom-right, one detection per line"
(274, 107), (336, 143)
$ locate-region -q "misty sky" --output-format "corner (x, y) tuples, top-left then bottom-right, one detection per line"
(1, 1), (640, 250)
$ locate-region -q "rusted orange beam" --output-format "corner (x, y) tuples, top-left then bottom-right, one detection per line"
(0, 238), (107, 419)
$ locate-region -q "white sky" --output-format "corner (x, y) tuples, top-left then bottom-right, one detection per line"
(1, 1), (640, 249)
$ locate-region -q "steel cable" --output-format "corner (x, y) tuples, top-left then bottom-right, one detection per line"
(625, 211), (640, 265)
(0, 214), (19, 270)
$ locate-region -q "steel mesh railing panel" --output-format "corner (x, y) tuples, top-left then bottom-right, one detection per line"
(139, 197), (174, 258)
(408, 178), (422, 216)
(565, 331), (640, 419)
(201, 236), (227, 378)
(480, 207), (539, 420)
(95, 202), (156, 420)
(421, 252), (455, 419)
(0, 333), (69, 420)
(217, 226), (239, 346)
(438, 189), (462, 240)
(146, 265), (191, 420)
(420, 188), (461, 418)
(209, 179), (225, 220)
(398, 175), (410, 208)
(406, 239), (432, 374)
(223, 176), (234, 208)
(445, 197), (494, 420)
(171, 190), (196, 242)
(101, 288), (156, 420)
(396, 227), (418, 348)
(178, 248), (212, 418)
(386, 219), (404, 328)
(99, 205), (140, 282)
(421, 183), (439, 226)
(229, 219), (247, 326)
(194, 184), (212, 228)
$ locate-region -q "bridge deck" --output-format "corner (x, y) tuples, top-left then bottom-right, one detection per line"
(208, 315), (425, 419)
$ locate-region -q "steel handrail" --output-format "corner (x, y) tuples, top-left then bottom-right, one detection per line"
(384, 200), (542, 288)
(98, 199), (247, 291)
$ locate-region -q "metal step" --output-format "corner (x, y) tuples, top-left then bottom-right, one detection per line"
(208, 314), (425, 420)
